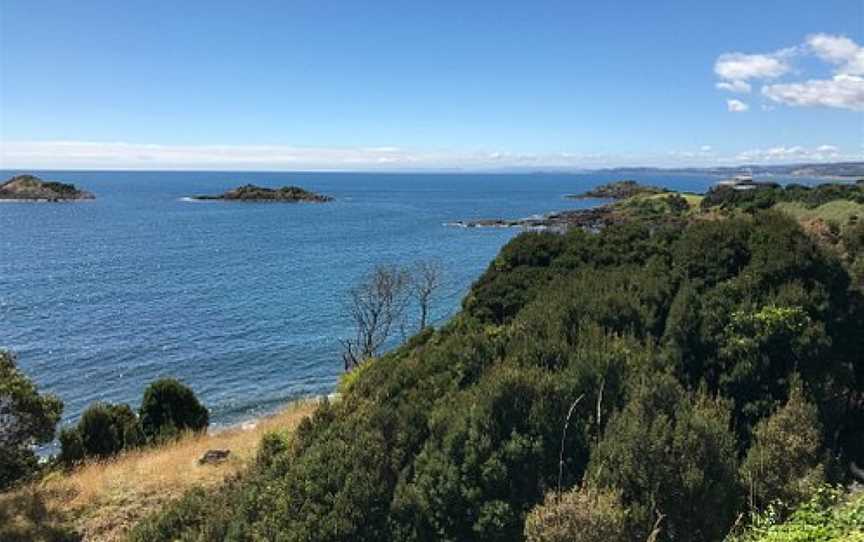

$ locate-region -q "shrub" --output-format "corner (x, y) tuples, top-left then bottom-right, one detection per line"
(588, 375), (741, 541)
(740, 377), (825, 514)
(524, 486), (630, 542)
(57, 427), (85, 465)
(139, 378), (209, 442)
(74, 402), (143, 458)
(0, 350), (63, 489)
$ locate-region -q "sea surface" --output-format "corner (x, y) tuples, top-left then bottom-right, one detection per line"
(0, 170), (823, 432)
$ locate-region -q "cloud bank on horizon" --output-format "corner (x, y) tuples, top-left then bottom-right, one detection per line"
(1, 140), (857, 171)
(715, 33), (864, 112)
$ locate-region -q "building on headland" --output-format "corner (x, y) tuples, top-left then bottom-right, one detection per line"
(715, 173), (778, 191)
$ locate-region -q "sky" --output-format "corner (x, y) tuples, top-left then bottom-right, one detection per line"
(0, 0), (862, 171)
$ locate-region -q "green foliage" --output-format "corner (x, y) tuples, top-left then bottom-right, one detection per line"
(0, 350), (63, 490)
(740, 378), (825, 514)
(130, 208), (864, 541)
(588, 375), (741, 541)
(139, 378), (209, 442)
(57, 427), (85, 465)
(524, 486), (630, 542)
(127, 487), (229, 542)
(68, 402), (143, 459)
(727, 486), (864, 542)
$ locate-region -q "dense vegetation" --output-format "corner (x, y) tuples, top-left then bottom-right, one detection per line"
(131, 208), (864, 541)
(58, 378), (209, 464)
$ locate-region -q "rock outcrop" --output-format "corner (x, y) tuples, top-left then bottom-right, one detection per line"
(0, 175), (94, 201)
(193, 184), (333, 203)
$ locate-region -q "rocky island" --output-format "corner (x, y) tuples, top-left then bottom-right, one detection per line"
(0, 174), (94, 201)
(192, 184), (333, 203)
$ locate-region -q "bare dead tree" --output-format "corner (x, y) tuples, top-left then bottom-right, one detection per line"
(410, 260), (444, 330)
(340, 264), (410, 371)
(558, 393), (585, 492)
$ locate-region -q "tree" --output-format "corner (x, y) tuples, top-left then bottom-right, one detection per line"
(340, 264), (410, 370)
(410, 260), (444, 330)
(0, 350), (62, 489)
(139, 378), (209, 442)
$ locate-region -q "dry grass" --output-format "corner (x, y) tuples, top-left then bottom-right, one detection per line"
(0, 399), (318, 542)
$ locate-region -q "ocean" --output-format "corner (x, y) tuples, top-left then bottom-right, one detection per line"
(0, 170), (795, 431)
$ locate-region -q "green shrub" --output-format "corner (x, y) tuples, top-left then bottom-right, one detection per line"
(127, 487), (228, 542)
(139, 378), (209, 442)
(0, 350), (63, 489)
(740, 378), (825, 514)
(524, 486), (630, 542)
(57, 427), (85, 465)
(588, 375), (741, 541)
(73, 402), (143, 458)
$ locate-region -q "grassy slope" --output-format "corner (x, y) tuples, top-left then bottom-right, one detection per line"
(0, 400), (317, 542)
(773, 200), (864, 224)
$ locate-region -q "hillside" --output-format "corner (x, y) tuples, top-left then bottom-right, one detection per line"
(0, 401), (317, 542)
(128, 195), (864, 541)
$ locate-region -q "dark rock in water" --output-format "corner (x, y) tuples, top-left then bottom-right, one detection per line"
(198, 449), (231, 465)
(449, 206), (624, 232)
(0, 174), (94, 201)
(192, 184), (333, 203)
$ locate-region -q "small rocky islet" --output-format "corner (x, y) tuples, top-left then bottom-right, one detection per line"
(0, 174), (94, 201)
(192, 184), (333, 203)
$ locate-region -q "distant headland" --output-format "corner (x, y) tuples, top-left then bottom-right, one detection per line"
(565, 179), (668, 200)
(191, 184), (333, 203)
(0, 175), (94, 201)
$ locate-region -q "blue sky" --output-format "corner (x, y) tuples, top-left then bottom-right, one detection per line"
(0, 0), (862, 170)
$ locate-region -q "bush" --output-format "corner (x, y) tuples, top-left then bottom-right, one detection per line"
(57, 427), (85, 465)
(588, 375), (741, 541)
(139, 378), (209, 442)
(524, 486), (630, 542)
(740, 378), (825, 514)
(73, 402), (143, 458)
(0, 350), (63, 489)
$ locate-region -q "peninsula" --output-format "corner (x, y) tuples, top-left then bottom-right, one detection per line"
(0, 174), (94, 201)
(192, 184), (333, 203)
(565, 179), (667, 199)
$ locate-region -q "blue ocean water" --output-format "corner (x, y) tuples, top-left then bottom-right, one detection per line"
(0, 170), (783, 430)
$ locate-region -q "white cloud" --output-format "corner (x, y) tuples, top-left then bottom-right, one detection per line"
(1, 140), (857, 171)
(715, 34), (864, 111)
(716, 80), (752, 93)
(727, 99), (749, 112)
(714, 52), (792, 81)
(807, 33), (864, 75)
(762, 74), (864, 111)
(735, 144), (846, 162)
